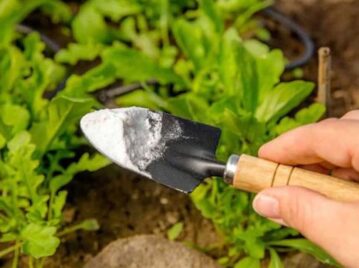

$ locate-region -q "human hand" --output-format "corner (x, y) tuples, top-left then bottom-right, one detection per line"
(252, 110), (359, 267)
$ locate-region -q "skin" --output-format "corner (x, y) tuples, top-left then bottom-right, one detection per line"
(252, 110), (359, 268)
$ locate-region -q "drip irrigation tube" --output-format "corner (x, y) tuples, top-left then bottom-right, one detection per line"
(263, 7), (315, 71)
(16, 24), (61, 53)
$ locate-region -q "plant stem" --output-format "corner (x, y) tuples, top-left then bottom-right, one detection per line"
(29, 256), (34, 268)
(11, 241), (20, 268)
(57, 224), (82, 237)
(38, 257), (46, 268)
(0, 243), (21, 258)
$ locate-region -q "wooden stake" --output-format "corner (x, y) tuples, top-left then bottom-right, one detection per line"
(317, 47), (332, 116)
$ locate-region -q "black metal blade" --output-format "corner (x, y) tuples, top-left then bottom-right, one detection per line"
(145, 112), (225, 193)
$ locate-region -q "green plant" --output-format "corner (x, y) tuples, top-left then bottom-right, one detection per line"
(0, 1), (110, 267)
(0, 0), (338, 267)
(52, 0), (337, 266)
(111, 1), (337, 267)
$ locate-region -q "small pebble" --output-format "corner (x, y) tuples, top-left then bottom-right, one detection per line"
(160, 197), (169, 205)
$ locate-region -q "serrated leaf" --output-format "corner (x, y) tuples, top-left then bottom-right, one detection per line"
(72, 4), (108, 44)
(21, 223), (60, 258)
(167, 222), (184, 241)
(56, 43), (104, 65)
(50, 153), (109, 193)
(30, 96), (94, 155)
(101, 46), (185, 86)
(234, 257), (261, 268)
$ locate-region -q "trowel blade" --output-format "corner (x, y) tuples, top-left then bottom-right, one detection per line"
(80, 107), (224, 193)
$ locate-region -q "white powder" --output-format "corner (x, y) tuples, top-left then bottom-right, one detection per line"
(80, 107), (182, 178)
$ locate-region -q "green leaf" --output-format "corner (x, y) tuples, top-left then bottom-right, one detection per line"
(50, 153), (109, 194)
(91, 0), (141, 21)
(1, 104), (30, 135)
(59, 219), (100, 236)
(234, 257), (261, 268)
(190, 182), (217, 218)
(75, 219), (100, 231)
(30, 96), (94, 155)
(51, 191), (67, 221)
(199, 0), (223, 34)
(218, 28), (242, 95)
(72, 4), (109, 44)
(101, 46), (185, 86)
(268, 239), (339, 266)
(295, 103), (325, 124)
(0, 0), (49, 45)
(21, 223), (60, 258)
(268, 248), (283, 268)
(255, 81), (314, 123)
(167, 222), (184, 241)
(40, 1), (72, 23)
(56, 43), (104, 65)
(219, 30), (259, 112)
(272, 103), (325, 135)
(0, 46), (25, 94)
(64, 62), (118, 95)
(116, 90), (165, 110)
(172, 19), (206, 71)
(66, 153), (110, 174)
(18, 33), (65, 117)
(167, 93), (209, 122)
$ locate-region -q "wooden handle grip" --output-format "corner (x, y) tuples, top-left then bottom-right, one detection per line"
(232, 154), (359, 202)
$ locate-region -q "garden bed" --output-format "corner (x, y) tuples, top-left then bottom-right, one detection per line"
(43, 1), (359, 267)
(1, 0), (357, 267)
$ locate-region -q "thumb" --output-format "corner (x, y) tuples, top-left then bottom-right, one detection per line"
(253, 186), (359, 266)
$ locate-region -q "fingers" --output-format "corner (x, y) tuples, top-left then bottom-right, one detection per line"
(259, 119), (359, 170)
(332, 168), (359, 181)
(299, 164), (330, 174)
(253, 186), (359, 267)
(300, 164), (359, 181)
(341, 110), (359, 120)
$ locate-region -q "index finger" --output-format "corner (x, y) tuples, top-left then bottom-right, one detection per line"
(258, 119), (359, 170)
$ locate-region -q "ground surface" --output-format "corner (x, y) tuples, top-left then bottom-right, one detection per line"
(14, 0), (359, 267)
(277, 0), (359, 116)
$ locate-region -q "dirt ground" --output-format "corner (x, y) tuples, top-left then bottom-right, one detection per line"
(277, 0), (359, 116)
(44, 166), (219, 267)
(19, 0), (359, 267)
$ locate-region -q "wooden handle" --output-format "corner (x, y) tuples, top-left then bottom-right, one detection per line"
(232, 154), (359, 202)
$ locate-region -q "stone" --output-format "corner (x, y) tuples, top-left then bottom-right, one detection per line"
(84, 235), (221, 268)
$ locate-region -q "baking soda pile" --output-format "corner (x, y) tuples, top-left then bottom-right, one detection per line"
(80, 107), (182, 177)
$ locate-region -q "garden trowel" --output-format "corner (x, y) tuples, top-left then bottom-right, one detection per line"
(81, 107), (359, 202)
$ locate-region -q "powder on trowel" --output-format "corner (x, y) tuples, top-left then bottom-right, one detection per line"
(80, 107), (182, 177)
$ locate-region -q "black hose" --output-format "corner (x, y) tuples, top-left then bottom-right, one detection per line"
(16, 24), (61, 53)
(262, 7), (315, 71)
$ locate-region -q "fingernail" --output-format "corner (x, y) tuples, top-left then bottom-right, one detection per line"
(253, 194), (280, 218)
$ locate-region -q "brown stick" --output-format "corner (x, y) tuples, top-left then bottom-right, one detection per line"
(317, 47), (332, 116)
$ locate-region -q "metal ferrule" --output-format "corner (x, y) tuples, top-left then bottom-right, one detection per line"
(223, 154), (240, 184)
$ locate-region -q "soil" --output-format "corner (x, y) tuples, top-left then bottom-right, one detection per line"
(45, 166), (220, 267)
(275, 0), (359, 117)
(12, 0), (359, 267)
